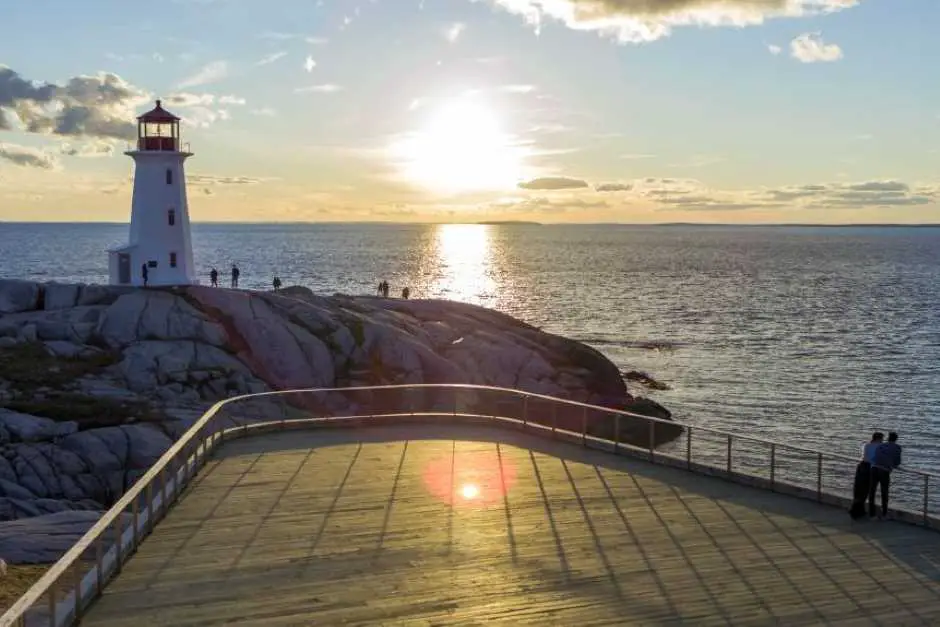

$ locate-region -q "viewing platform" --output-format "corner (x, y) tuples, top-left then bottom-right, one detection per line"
(4, 385), (940, 626)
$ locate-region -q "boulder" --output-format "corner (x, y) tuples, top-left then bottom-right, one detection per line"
(0, 511), (130, 564)
(44, 283), (81, 310)
(0, 279), (40, 314)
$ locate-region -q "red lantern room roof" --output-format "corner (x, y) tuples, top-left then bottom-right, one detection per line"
(137, 99), (180, 122)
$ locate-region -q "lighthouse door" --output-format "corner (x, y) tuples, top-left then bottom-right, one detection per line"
(118, 253), (131, 284)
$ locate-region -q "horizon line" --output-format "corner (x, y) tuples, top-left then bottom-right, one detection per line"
(3, 221), (940, 228)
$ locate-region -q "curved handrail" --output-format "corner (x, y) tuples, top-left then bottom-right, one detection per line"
(2, 383), (936, 626)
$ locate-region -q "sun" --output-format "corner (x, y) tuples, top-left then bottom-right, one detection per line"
(389, 97), (528, 194)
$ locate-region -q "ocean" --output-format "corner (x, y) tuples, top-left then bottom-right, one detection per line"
(2, 222), (939, 478)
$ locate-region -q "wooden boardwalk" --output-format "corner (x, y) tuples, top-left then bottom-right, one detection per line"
(82, 425), (940, 626)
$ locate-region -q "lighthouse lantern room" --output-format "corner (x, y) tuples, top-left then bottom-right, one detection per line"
(108, 99), (197, 287)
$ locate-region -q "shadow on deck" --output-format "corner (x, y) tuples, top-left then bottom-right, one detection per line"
(81, 425), (940, 626)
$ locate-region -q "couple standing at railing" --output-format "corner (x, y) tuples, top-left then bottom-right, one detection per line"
(850, 432), (903, 520)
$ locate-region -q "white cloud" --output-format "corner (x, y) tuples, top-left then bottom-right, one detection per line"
(768, 44), (783, 55)
(0, 143), (59, 169)
(177, 60), (228, 88)
(60, 140), (115, 158)
(444, 22), (465, 43)
(304, 55), (317, 72)
(256, 51), (287, 66)
(790, 32), (843, 63)
(251, 107), (277, 116)
(219, 95), (246, 105)
(484, 0), (858, 43)
(0, 67), (149, 140)
(305, 36), (329, 45)
(295, 84), (342, 94)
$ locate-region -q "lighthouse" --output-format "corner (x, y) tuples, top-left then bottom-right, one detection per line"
(108, 100), (196, 286)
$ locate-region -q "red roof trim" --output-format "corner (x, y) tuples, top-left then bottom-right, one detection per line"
(137, 99), (180, 122)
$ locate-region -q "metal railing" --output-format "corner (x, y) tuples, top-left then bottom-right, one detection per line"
(2, 383), (938, 626)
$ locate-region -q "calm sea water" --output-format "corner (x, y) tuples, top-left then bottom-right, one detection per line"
(2, 222), (939, 479)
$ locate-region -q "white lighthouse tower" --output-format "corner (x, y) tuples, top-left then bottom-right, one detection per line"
(108, 100), (196, 286)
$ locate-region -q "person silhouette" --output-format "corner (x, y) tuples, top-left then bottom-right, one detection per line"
(231, 264), (240, 288)
(209, 268), (218, 287)
(141, 263), (149, 287)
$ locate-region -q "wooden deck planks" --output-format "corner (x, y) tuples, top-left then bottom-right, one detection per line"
(80, 425), (940, 626)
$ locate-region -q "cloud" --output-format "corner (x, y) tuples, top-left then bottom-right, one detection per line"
(188, 174), (262, 185)
(519, 175), (936, 214)
(0, 143), (58, 169)
(0, 66), (148, 140)
(295, 84), (342, 94)
(305, 36), (329, 45)
(256, 51), (287, 67)
(444, 22), (465, 43)
(491, 195), (610, 215)
(304, 56), (317, 72)
(60, 140), (115, 158)
(177, 61), (228, 88)
(485, 0), (857, 42)
(595, 182), (633, 192)
(790, 32), (843, 62)
(518, 176), (589, 190)
(166, 92), (216, 107)
(768, 44), (783, 55)
(251, 107), (276, 116)
(164, 92), (243, 128)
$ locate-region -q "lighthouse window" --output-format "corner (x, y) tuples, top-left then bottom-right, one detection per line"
(168, 208), (176, 226)
(169, 252), (178, 268)
(165, 169), (173, 185)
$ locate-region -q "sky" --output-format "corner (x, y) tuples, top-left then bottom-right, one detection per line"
(1, 0), (938, 224)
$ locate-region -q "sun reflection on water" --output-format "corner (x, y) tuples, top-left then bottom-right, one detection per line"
(431, 223), (496, 306)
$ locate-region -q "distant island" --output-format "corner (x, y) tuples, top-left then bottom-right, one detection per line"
(476, 220), (542, 226)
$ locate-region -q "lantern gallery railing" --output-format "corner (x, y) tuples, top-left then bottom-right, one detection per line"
(2, 384), (938, 626)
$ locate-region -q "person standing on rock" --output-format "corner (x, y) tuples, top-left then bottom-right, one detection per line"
(231, 264), (240, 289)
(273, 275), (282, 292)
(401, 286), (410, 299)
(209, 268), (219, 287)
(141, 263), (149, 288)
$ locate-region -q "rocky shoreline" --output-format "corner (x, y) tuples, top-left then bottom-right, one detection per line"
(0, 279), (678, 564)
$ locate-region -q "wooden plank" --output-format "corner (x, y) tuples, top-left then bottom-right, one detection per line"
(80, 425), (940, 626)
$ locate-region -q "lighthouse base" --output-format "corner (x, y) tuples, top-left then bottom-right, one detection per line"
(108, 244), (197, 287)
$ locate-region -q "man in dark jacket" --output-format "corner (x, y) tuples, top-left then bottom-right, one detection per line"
(869, 432), (902, 518)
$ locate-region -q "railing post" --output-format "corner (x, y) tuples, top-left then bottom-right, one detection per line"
(816, 453), (823, 501)
(132, 496), (140, 547)
(581, 406), (588, 446)
(47, 581), (56, 627)
(613, 413), (620, 454)
(925, 474), (930, 527)
(114, 517), (123, 573)
(686, 426), (692, 469)
(726, 434), (732, 475)
(95, 537), (103, 595)
(551, 402), (557, 438)
(648, 419), (655, 463)
(73, 550), (83, 620)
(146, 483), (154, 535)
(770, 443), (776, 491)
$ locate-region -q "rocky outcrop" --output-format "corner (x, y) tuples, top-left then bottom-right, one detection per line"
(0, 280), (676, 564)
